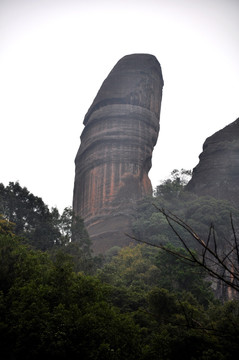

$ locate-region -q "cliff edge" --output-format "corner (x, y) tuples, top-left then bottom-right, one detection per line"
(186, 118), (239, 207)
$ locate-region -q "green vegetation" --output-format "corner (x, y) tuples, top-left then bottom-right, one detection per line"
(0, 234), (140, 359)
(133, 169), (239, 249)
(0, 182), (95, 273)
(1, 177), (239, 359)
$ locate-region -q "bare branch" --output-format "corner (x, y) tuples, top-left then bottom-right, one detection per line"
(231, 213), (239, 263)
(128, 205), (239, 295)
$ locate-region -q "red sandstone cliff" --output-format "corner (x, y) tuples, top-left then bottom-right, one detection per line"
(186, 118), (239, 301)
(73, 54), (164, 253)
(186, 118), (239, 207)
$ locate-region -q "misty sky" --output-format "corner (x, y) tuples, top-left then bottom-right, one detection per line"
(1, 0), (239, 211)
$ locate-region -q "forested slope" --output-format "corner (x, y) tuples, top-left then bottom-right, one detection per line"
(1, 178), (239, 359)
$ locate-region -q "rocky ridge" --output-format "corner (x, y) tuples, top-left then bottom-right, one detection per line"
(186, 118), (239, 207)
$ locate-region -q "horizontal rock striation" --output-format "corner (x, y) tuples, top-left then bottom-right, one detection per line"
(73, 54), (164, 253)
(186, 118), (239, 207)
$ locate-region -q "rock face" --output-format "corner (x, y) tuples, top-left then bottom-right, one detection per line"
(73, 54), (164, 253)
(186, 118), (239, 207)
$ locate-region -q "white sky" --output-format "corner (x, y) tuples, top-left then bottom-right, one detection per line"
(0, 0), (239, 212)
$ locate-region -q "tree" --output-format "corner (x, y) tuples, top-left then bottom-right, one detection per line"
(98, 245), (159, 289)
(0, 182), (60, 250)
(154, 169), (192, 199)
(131, 206), (239, 301)
(0, 183), (93, 266)
(50, 207), (95, 274)
(154, 245), (215, 307)
(160, 208), (239, 300)
(0, 233), (142, 359)
(0, 214), (15, 236)
(142, 287), (223, 360)
(133, 170), (239, 254)
(98, 244), (160, 312)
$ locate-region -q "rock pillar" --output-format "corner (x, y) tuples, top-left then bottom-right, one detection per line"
(73, 54), (164, 253)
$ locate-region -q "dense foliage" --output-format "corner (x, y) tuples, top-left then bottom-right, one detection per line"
(0, 232), (140, 359)
(133, 169), (239, 249)
(0, 182), (94, 273)
(1, 229), (239, 359)
(1, 178), (239, 359)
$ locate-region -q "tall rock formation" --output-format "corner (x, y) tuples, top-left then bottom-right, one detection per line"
(186, 118), (239, 207)
(186, 118), (239, 301)
(73, 54), (164, 253)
